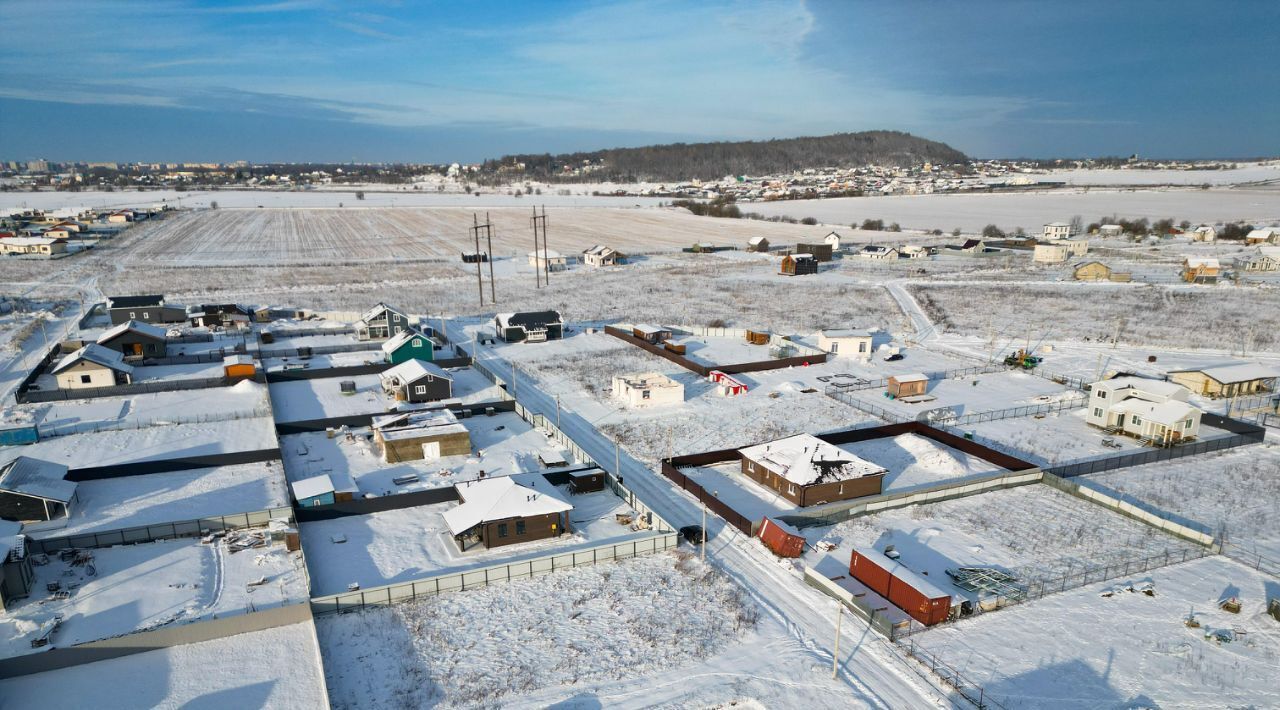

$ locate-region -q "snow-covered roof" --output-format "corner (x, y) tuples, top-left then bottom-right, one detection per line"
(1100, 376), (1187, 400)
(380, 328), (426, 354)
(892, 373), (928, 383)
(360, 302), (404, 324)
(3, 237), (65, 246)
(632, 323), (668, 336)
(582, 244), (616, 255)
(528, 249), (565, 259)
(821, 329), (872, 338)
(51, 343), (134, 375)
(1045, 221), (1069, 227)
(789, 253), (815, 261)
(613, 371), (681, 389)
(223, 354), (254, 366)
(291, 474), (334, 501)
(739, 434), (886, 486)
(0, 456), (76, 503)
(442, 474), (573, 536)
(852, 545), (952, 601)
(747, 236), (768, 246)
(379, 358), (452, 386)
(97, 319), (167, 344)
(1112, 398), (1199, 427)
(1246, 228), (1276, 240)
(1184, 257), (1219, 268)
(1170, 363), (1280, 384)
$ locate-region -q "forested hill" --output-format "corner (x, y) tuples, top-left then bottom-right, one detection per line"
(480, 131), (967, 182)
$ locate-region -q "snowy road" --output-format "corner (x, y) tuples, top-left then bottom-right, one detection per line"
(885, 280), (936, 343)
(450, 321), (942, 708)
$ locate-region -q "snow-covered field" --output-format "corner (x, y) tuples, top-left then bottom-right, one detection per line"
(1088, 439), (1280, 559)
(0, 416), (278, 470)
(743, 189), (1280, 232)
(24, 461), (288, 540)
(268, 367), (503, 423)
(0, 620), (329, 710)
(29, 379), (271, 437)
(873, 369), (1079, 420)
(1033, 162), (1280, 186)
(300, 484), (643, 596)
(316, 551), (760, 708)
(280, 411), (570, 496)
(0, 537), (307, 659)
(804, 483), (1201, 592)
(914, 555), (1280, 709)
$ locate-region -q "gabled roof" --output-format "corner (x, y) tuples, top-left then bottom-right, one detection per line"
(108, 294), (164, 309)
(98, 319), (168, 344)
(528, 249), (565, 259)
(0, 456), (76, 503)
(1112, 398), (1199, 427)
(747, 236), (768, 246)
(1168, 363), (1280, 384)
(960, 239), (983, 249)
(583, 244), (617, 256)
(291, 474), (335, 501)
(821, 328), (872, 338)
(739, 434), (886, 486)
(381, 328), (428, 354)
(380, 358), (452, 386)
(496, 311), (562, 329)
(1246, 228), (1276, 240)
(1099, 376), (1187, 400)
(51, 343), (134, 375)
(360, 302), (405, 324)
(1184, 257), (1219, 268)
(891, 373), (928, 383)
(442, 474), (573, 536)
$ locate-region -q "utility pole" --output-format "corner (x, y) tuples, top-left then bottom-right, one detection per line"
(701, 499), (707, 562)
(472, 214), (485, 307)
(532, 207), (542, 288)
(531, 205), (550, 285)
(831, 604), (843, 679)
(510, 361), (517, 398)
(555, 394), (561, 429)
(485, 212), (496, 304)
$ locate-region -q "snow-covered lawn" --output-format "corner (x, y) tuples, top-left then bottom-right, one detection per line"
(914, 555), (1280, 709)
(1088, 439), (1280, 559)
(0, 417), (278, 471)
(300, 483), (645, 596)
(873, 369), (1078, 420)
(268, 367), (505, 423)
(0, 620), (329, 710)
(316, 551), (759, 708)
(280, 411), (571, 496)
(24, 461), (288, 541)
(0, 537), (307, 659)
(803, 483), (1202, 600)
(129, 360), (228, 382)
(30, 379), (271, 436)
(837, 433), (1005, 492)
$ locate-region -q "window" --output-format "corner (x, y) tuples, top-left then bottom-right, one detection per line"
(393, 314), (401, 322)
(1131, 415), (1142, 425)
(788, 484), (797, 495)
(830, 342), (839, 353)
(80, 374), (92, 384)
(642, 390), (651, 399)
(414, 385), (426, 395)
(1184, 420), (1193, 430)
(129, 311), (136, 318)
(1096, 390), (1107, 399)
(516, 520), (526, 535)
(1093, 407), (1104, 418)
(859, 341), (867, 353)
(497, 523), (508, 538)
(412, 339), (421, 347)
(142, 311), (149, 319)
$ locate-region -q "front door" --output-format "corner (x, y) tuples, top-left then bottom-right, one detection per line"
(1115, 414), (1126, 428)
(421, 441), (441, 459)
(130, 343), (143, 357)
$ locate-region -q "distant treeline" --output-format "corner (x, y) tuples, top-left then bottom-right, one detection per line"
(479, 131), (968, 183)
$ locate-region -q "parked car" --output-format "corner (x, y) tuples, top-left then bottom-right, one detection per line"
(679, 525), (707, 545)
(884, 353), (905, 362)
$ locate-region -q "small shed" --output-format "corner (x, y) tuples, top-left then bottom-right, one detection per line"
(291, 474), (336, 507)
(538, 450), (569, 468)
(223, 354), (256, 380)
(631, 324), (672, 343)
(779, 253), (818, 276)
(1073, 261), (1113, 281)
(568, 469), (605, 494)
(747, 236), (770, 253)
(709, 370), (748, 396)
(887, 373), (928, 398)
(745, 329), (771, 345)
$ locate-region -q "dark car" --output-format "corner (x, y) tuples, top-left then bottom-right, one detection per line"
(884, 353), (905, 362)
(679, 525), (707, 545)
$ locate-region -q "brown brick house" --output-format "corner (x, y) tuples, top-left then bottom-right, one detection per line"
(442, 475), (573, 550)
(738, 434), (887, 507)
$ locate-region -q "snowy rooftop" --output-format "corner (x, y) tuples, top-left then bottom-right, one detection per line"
(442, 474), (573, 536)
(892, 372), (928, 383)
(1112, 397), (1199, 426)
(1100, 376), (1187, 400)
(51, 343), (133, 375)
(97, 319), (167, 343)
(739, 434), (887, 486)
(0, 456), (75, 503)
(821, 329), (872, 338)
(291, 473), (335, 500)
(380, 328), (427, 354)
(1170, 362), (1280, 384)
(852, 544), (953, 601)
(1184, 257), (1219, 268)
(380, 358), (452, 386)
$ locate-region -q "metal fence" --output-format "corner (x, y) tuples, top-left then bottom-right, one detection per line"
(37, 405), (273, 438)
(27, 506), (295, 554)
(1026, 367), (1089, 391)
(897, 638), (1012, 710)
(1046, 429), (1263, 478)
(311, 533), (679, 616)
(258, 341), (381, 359)
(829, 364), (1007, 393)
(1222, 545), (1280, 577)
(824, 386), (911, 423)
(19, 374), (236, 403)
(946, 394), (1087, 426)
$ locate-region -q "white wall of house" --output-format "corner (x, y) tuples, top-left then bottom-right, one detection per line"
(56, 361), (118, 389)
(611, 375), (684, 407)
(818, 333), (873, 358)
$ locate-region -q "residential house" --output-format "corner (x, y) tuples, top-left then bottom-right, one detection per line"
(105, 210), (134, 224)
(796, 243), (833, 262)
(1245, 228), (1278, 245)
(290, 474), (336, 508)
(106, 295), (187, 325)
(1235, 246), (1280, 272)
(528, 249), (568, 271)
(738, 434), (888, 507)
(1190, 225), (1216, 242)
(1182, 257), (1220, 284)
(381, 328), (434, 364)
(443, 474), (573, 551)
(818, 329), (873, 359)
(1085, 376), (1201, 446)
(1033, 243), (1069, 264)
(96, 319), (168, 359)
(887, 373), (929, 398)
(1098, 224), (1124, 237)
(611, 372), (684, 408)
(582, 244), (624, 266)
(779, 253), (818, 276)
(372, 409), (471, 463)
(51, 343), (134, 389)
(494, 311), (563, 343)
(823, 231), (842, 251)
(858, 245), (899, 260)
(188, 303), (252, 330)
(954, 239), (985, 253)
(1042, 222), (1073, 240)
(379, 358), (454, 403)
(900, 245), (929, 259)
(0, 457), (76, 522)
(1167, 363), (1279, 398)
(0, 237), (67, 256)
(746, 236), (770, 253)
(356, 302), (410, 341)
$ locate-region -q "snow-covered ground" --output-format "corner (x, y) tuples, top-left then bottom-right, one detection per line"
(300, 484), (644, 596)
(0, 416), (278, 470)
(316, 551), (769, 709)
(1034, 162), (1280, 186)
(23, 461), (288, 540)
(872, 369), (1079, 419)
(803, 483), (1201, 596)
(0, 620), (329, 710)
(0, 537), (307, 659)
(280, 411), (571, 496)
(914, 555), (1280, 709)
(28, 379), (271, 437)
(268, 367), (504, 423)
(1088, 439), (1280, 560)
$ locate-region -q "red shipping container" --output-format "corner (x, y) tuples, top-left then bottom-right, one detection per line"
(757, 518), (805, 558)
(849, 546), (952, 626)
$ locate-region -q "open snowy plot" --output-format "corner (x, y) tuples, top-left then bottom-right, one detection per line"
(315, 551), (778, 709)
(803, 483), (1202, 598)
(300, 484), (644, 596)
(30, 379), (271, 436)
(262, 329), (376, 352)
(875, 369), (1079, 420)
(837, 433), (1005, 492)
(262, 349), (384, 371)
(280, 411), (571, 496)
(129, 360), (228, 382)
(0, 620), (329, 710)
(0, 537), (307, 660)
(909, 281), (1280, 350)
(682, 462), (800, 522)
(269, 373), (392, 422)
(913, 555), (1280, 709)
(24, 461), (288, 541)
(1088, 439), (1280, 560)
(741, 189), (1280, 232)
(674, 334), (790, 367)
(0, 417), (278, 471)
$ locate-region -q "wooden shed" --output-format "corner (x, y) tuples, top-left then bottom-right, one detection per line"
(745, 329), (771, 345)
(779, 253), (818, 276)
(632, 324), (672, 343)
(223, 354), (257, 380)
(1073, 261), (1112, 281)
(568, 469), (606, 494)
(887, 373), (928, 398)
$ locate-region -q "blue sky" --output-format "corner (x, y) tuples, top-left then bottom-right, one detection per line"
(1, 0), (1276, 162)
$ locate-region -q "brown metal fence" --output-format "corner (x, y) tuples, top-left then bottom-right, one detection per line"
(603, 324), (828, 378)
(659, 459), (755, 535)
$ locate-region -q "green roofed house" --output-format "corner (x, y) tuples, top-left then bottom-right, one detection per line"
(381, 328), (433, 364)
